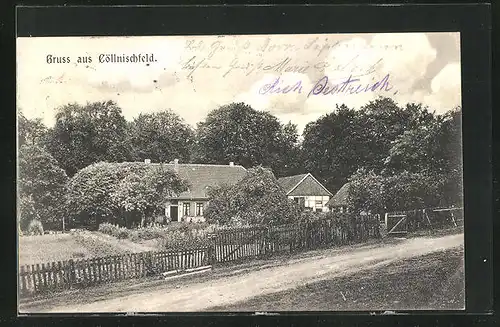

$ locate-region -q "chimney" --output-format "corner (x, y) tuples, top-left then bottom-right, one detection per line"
(144, 159), (151, 164)
(229, 162), (234, 166)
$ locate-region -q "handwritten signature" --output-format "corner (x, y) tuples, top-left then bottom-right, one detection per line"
(258, 74), (397, 97)
(308, 74), (395, 97)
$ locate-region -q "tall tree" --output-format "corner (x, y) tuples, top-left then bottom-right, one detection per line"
(194, 102), (300, 177)
(357, 98), (432, 172)
(347, 168), (445, 214)
(66, 162), (188, 228)
(439, 107), (463, 206)
(127, 110), (195, 163)
(302, 99), (437, 193)
(204, 166), (301, 226)
(18, 144), (69, 230)
(385, 106), (462, 206)
(269, 121), (303, 177)
(302, 104), (367, 193)
(45, 101), (131, 176)
(18, 112), (48, 147)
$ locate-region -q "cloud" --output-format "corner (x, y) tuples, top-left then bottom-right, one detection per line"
(298, 33), (449, 120)
(423, 62), (462, 113)
(371, 33), (437, 88)
(17, 33), (460, 133)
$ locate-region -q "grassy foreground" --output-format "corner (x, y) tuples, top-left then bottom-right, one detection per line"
(18, 232), (142, 265)
(207, 245), (465, 311)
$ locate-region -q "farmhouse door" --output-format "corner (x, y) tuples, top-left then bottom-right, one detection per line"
(170, 205), (179, 222)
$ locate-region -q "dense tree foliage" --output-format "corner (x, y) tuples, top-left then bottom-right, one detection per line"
(18, 112), (47, 147)
(66, 162), (188, 228)
(18, 145), (69, 230)
(45, 101), (131, 176)
(301, 104), (365, 193)
(347, 169), (446, 215)
(204, 166), (301, 225)
(194, 102), (301, 177)
(127, 110), (195, 163)
(18, 98), (462, 229)
(384, 106), (463, 206)
(345, 106), (462, 214)
(302, 99), (441, 193)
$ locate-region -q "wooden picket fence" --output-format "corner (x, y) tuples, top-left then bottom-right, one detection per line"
(19, 216), (381, 298)
(19, 247), (211, 297)
(384, 207), (464, 235)
(211, 217), (381, 263)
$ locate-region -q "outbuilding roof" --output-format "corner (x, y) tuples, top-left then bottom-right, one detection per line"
(326, 182), (351, 207)
(277, 173), (332, 196)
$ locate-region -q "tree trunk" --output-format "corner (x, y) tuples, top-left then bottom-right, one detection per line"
(140, 214), (145, 228)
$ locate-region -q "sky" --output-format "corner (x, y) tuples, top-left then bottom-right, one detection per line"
(17, 33), (461, 134)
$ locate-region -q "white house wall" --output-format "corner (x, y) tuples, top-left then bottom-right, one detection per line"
(288, 195), (330, 212)
(165, 200), (207, 223)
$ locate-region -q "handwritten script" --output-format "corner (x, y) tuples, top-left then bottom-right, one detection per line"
(258, 74), (397, 97)
(179, 36), (401, 79)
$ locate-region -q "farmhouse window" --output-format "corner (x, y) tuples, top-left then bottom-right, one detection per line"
(196, 203), (204, 216)
(183, 203), (190, 216)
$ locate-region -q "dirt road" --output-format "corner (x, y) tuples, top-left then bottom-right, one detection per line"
(25, 233), (464, 313)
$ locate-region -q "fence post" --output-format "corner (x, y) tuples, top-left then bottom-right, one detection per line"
(208, 235), (216, 266)
(68, 259), (76, 289)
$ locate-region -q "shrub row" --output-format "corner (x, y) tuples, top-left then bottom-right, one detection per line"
(97, 222), (218, 250)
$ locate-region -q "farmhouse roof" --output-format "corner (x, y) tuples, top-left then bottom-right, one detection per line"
(167, 163), (247, 200)
(326, 182), (351, 207)
(133, 161), (247, 200)
(277, 173), (332, 196)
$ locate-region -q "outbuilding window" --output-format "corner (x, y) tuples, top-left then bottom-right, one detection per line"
(196, 203), (204, 216)
(182, 203), (190, 216)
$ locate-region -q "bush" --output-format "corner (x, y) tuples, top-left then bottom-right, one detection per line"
(66, 162), (189, 228)
(98, 222), (131, 239)
(116, 228), (130, 239)
(205, 166), (301, 226)
(156, 230), (212, 250)
(98, 222), (118, 235)
(97, 222), (218, 245)
(130, 226), (164, 241)
(153, 215), (165, 224)
(27, 219), (44, 235)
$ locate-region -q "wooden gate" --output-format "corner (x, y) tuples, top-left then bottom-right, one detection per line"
(212, 226), (267, 263)
(385, 213), (408, 235)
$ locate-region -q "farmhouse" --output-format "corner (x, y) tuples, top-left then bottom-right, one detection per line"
(160, 159), (247, 222)
(277, 173), (333, 212)
(326, 182), (351, 213)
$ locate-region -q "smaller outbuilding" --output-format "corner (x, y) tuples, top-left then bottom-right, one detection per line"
(277, 173), (333, 212)
(326, 182), (352, 214)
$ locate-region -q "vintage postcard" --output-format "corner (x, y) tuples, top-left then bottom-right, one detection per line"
(17, 33), (464, 313)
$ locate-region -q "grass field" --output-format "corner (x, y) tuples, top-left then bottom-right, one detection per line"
(207, 245), (465, 311)
(18, 231), (153, 266)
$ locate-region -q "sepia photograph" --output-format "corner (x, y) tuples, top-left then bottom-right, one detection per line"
(17, 32), (464, 313)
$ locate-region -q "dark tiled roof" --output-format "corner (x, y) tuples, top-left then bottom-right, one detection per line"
(277, 173), (332, 196)
(326, 183), (350, 207)
(171, 163), (246, 199)
(277, 174), (308, 194)
(288, 174), (332, 196)
(151, 163), (247, 200)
